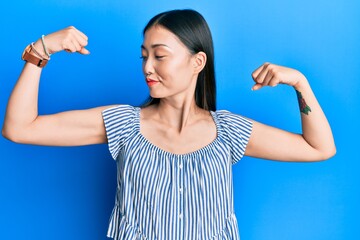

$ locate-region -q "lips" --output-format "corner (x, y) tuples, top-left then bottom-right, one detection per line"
(146, 78), (159, 86)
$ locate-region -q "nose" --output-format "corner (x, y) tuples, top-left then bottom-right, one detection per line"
(143, 57), (154, 77)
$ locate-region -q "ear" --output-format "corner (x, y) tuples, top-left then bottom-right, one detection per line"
(192, 51), (207, 74)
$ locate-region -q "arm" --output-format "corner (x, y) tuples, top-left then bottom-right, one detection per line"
(2, 27), (113, 146)
(245, 63), (336, 162)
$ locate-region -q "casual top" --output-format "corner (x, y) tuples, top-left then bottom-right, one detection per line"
(102, 105), (253, 240)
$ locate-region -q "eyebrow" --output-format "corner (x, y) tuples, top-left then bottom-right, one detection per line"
(141, 44), (171, 50)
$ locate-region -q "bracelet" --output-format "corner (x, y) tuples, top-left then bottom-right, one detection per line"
(22, 44), (48, 68)
(30, 42), (47, 60)
(41, 35), (51, 59)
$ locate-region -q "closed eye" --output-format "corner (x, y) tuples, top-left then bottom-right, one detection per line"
(155, 56), (165, 59)
(140, 55), (166, 61)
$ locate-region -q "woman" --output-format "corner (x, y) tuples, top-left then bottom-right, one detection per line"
(2, 9), (335, 240)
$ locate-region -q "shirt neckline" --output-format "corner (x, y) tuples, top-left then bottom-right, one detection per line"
(133, 106), (222, 157)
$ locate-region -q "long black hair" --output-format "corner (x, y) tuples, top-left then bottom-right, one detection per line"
(142, 9), (216, 111)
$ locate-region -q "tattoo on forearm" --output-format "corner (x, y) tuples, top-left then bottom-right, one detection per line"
(296, 90), (311, 115)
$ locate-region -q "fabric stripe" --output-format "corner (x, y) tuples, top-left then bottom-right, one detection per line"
(102, 105), (253, 240)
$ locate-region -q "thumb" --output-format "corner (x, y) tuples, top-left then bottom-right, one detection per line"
(79, 47), (90, 55)
(251, 83), (263, 91)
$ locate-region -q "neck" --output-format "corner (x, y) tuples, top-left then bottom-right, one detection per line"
(156, 97), (202, 133)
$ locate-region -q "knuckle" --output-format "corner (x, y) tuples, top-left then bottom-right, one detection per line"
(66, 27), (76, 35)
(62, 43), (71, 51)
(269, 67), (277, 75)
(61, 42), (67, 50)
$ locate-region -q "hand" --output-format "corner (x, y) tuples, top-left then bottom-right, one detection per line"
(251, 63), (306, 90)
(33, 26), (89, 56)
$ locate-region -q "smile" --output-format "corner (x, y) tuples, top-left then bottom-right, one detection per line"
(146, 78), (159, 86)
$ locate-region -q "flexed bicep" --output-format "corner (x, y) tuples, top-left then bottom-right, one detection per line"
(245, 63), (336, 162)
(245, 121), (325, 162)
(3, 105), (116, 146)
(2, 26), (110, 147)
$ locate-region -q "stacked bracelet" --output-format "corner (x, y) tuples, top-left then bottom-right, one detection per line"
(41, 35), (51, 59)
(30, 43), (47, 60)
(21, 34), (52, 68)
(22, 44), (48, 68)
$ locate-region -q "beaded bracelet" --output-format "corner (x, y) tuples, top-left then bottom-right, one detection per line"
(30, 42), (46, 60)
(41, 35), (51, 59)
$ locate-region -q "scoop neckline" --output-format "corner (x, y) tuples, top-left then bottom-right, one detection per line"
(133, 107), (221, 157)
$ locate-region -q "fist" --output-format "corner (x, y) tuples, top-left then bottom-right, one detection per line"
(34, 26), (89, 55)
(251, 63), (306, 90)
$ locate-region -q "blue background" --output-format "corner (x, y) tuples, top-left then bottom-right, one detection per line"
(1, 0), (359, 239)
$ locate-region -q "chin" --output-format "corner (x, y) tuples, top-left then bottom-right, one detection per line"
(149, 92), (161, 99)
(149, 90), (166, 99)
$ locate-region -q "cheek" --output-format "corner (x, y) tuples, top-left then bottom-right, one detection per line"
(158, 59), (192, 82)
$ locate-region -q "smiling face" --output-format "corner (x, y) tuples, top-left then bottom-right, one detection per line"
(141, 26), (199, 101)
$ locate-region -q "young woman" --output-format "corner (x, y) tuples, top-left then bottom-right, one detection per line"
(2, 9), (335, 240)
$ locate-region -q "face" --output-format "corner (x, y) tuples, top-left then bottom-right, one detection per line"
(141, 26), (198, 100)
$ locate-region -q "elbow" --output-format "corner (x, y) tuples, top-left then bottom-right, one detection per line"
(2, 126), (17, 143)
(324, 145), (337, 160)
(313, 145), (337, 162)
(2, 125), (10, 140)
(2, 125), (26, 144)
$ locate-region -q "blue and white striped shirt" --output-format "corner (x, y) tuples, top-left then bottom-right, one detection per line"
(102, 105), (252, 240)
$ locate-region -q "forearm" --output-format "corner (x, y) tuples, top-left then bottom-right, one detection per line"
(294, 76), (336, 159)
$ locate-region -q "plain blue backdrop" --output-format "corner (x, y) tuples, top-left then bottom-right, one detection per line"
(1, 0), (359, 239)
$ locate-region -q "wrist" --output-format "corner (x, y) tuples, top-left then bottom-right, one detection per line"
(293, 74), (309, 91)
(22, 43), (48, 68)
(32, 40), (48, 59)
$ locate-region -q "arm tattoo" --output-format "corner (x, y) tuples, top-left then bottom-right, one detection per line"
(296, 90), (311, 115)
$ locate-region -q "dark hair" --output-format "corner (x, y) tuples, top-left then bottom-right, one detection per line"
(142, 9), (216, 111)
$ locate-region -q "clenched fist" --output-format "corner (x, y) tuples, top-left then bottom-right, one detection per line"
(33, 26), (89, 57)
(251, 63), (307, 90)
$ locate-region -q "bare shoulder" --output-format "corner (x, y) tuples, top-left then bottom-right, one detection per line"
(139, 104), (157, 119)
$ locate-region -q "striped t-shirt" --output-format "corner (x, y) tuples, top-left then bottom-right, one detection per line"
(102, 105), (252, 240)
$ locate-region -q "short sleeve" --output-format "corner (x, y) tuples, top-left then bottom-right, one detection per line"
(102, 105), (137, 160)
(216, 110), (253, 165)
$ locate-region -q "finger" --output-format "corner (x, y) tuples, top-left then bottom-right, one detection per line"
(74, 28), (88, 42)
(72, 38), (83, 52)
(252, 83), (263, 91)
(252, 62), (270, 80)
(268, 77), (279, 87)
(65, 47), (89, 54)
(79, 47), (90, 55)
(262, 70), (274, 86)
(252, 63), (265, 79)
(65, 26), (88, 49)
(254, 64), (270, 84)
(63, 39), (78, 53)
(70, 35), (89, 54)
(72, 30), (88, 47)
(71, 38), (90, 54)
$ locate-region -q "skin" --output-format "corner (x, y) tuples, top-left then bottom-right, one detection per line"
(2, 26), (336, 161)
